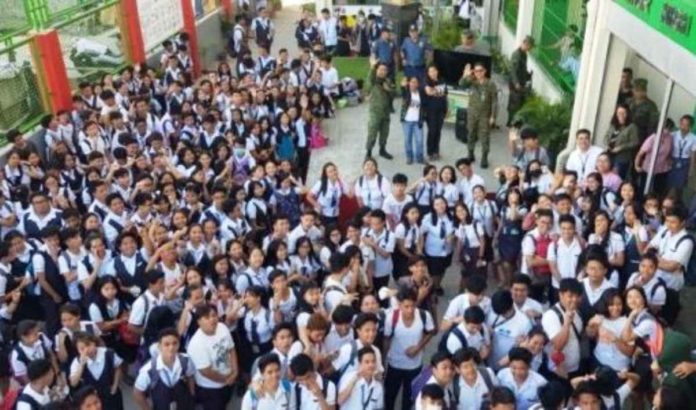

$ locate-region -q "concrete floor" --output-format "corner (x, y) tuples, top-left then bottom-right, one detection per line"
(118, 5), (696, 409)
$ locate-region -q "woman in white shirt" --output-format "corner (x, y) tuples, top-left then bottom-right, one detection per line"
(421, 196), (455, 295)
(307, 162), (347, 226)
(454, 202), (485, 293)
(353, 158), (391, 210)
(587, 210), (624, 287)
(393, 203), (423, 280)
(587, 288), (632, 372)
(242, 354), (294, 409)
(618, 202), (649, 289)
(438, 165), (460, 210)
(289, 236), (323, 285)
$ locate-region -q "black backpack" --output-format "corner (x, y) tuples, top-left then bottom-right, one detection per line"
(650, 277), (681, 326)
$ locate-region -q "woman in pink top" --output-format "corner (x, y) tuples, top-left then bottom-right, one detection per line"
(634, 119), (674, 197)
(596, 152), (622, 192)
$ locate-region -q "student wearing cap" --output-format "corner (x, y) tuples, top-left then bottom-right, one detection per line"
(133, 328), (196, 410)
(508, 36), (535, 126)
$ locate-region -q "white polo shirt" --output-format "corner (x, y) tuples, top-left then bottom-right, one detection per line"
(582, 277), (615, 305)
(486, 310), (533, 370)
(445, 323), (489, 356)
(565, 145), (604, 183)
(648, 227), (693, 290)
(354, 174), (391, 210)
(415, 377), (454, 410)
(547, 237), (583, 288)
(134, 353), (196, 391)
(457, 174), (485, 205)
(421, 213), (455, 257)
(456, 222), (485, 249)
(69, 347), (123, 383)
(469, 200), (498, 237)
(541, 304), (583, 373)
(671, 130), (696, 159)
(16, 385), (51, 410)
(295, 373), (336, 410)
(332, 340), (384, 376)
(496, 367), (547, 410)
(240, 380), (294, 410)
(364, 228), (395, 278)
(593, 316), (630, 372)
(444, 293), (492, 323)
(310, 179), (346, 218)
(394, 223), (422, 252)
(337, 371), (384, 410)
(453, 369), (499, 410)
(128, 290), (165, 328)
(383, 194), (414, 228)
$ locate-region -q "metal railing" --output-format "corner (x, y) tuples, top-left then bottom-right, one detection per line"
(530, 0), (585, 94)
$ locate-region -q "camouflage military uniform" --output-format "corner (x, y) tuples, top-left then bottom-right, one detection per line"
(459, 76), (498, 161)
(508, 48), (531, 124)
(366, 67), (396, 155)
(630, 98), (659, 140)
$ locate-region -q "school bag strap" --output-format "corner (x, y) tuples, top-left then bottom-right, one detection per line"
(552, 306), (581, 340)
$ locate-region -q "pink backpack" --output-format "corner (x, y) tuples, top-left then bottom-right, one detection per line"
(310, 122), (327, 149)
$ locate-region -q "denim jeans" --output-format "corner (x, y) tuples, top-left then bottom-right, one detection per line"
(402, 121), (424, 161)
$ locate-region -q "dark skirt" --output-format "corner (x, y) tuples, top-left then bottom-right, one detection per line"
(425, 253), (452, 277)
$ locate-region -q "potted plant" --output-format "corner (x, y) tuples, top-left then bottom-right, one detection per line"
(513, 95), (573, 168)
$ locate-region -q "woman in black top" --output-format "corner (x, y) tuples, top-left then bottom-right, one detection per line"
(424, 65), (448, 161)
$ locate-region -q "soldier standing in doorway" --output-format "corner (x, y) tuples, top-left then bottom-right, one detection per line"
(630, 78), (660, 141)
(507, 36), (535, 126)
(460, 62), (498, 168)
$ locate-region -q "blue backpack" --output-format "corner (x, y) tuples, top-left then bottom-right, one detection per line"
(275, 132), (296, 161)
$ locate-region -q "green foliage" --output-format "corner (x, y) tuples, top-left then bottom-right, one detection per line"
(427, 17), (462, 50)
(301, 3), (316, 14)
(513, 95), (573, 163)
(490, 46), (511, 77)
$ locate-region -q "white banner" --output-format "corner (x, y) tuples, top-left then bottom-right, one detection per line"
(137, 0), (185, 51)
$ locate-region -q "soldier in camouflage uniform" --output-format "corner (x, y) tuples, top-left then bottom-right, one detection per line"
(507, 36), (535, 126)
(459, 62), (498, 168)
(366, 60), (396, 160)
(629, 78), (659, 141)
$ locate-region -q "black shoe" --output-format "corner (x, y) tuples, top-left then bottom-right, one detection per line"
(468, 151), (476, 162)
(379, 149), (394, 160)
(481, 156), (489, 169)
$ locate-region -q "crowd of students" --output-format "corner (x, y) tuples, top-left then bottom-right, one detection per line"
(2, 5), (696, 410)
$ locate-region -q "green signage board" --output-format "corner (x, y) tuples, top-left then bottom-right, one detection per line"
(615, 0), (696, 55)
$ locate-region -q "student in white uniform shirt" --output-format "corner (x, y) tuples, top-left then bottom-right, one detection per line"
(307, 162), (347, 226)
(338, 348), (384, 410)
(452, 348), (498, 410)
(290, 353), (337, 410)
(441, 274), (490, 331)
(127, 270), (166, 338)
(382, 173), (413, 230)
(68, 332), (124, 409)
(486, 290), (532, 370)
(362, 209), (395, 291)
(564, 129), (605, 185)
(324, 306), (355, 356)
(496, 347), (547, 410)
(287, 210), (323, 254)
(331, 313), (385, 378)
(252, 323), (295, 381)
(186, 305), (239, 410)
(587, 211), (624, 288)
(585, 289), (631, 373)
(510, 275), (543, 322)
(548, 215), (584, 302)
(414, 351), (456, 410)
(14, 359), (55, 410)
(353, 158), (391, 210)
(626, 253), (667, 312)
(541, 278), (584, 377)
(647, 206), (694, 291)
(421, 196), (455, 294)
(322, 253), (351, 314)
(11, 320), (59, 386)
(456, 158), (485, 205)
(133, 328), (196, 410)
(243, 353), (295, 410)
(443, 306), (490, 358)
(410, 165), (440, 214)
(578, 250), (616, 322)
(383, 288), (436, 410)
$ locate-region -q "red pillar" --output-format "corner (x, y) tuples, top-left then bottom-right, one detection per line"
(31, 30), (72, 113)
(180, 0), (201, 77)
(221, 0), (234, 21)
(120, 0), (147, 64)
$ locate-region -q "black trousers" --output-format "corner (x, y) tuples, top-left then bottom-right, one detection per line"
(385, 365), (421, 410)
(296, 146), (310, 184)
(39, 296), (61, 337)
(426, 109), (446, 156)
(195, 385), (232, 410)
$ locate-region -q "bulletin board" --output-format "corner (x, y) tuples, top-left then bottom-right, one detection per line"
(137, 0), (185, 51)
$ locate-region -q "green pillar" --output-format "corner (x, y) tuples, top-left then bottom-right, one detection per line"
(24, 0), (51, 30)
